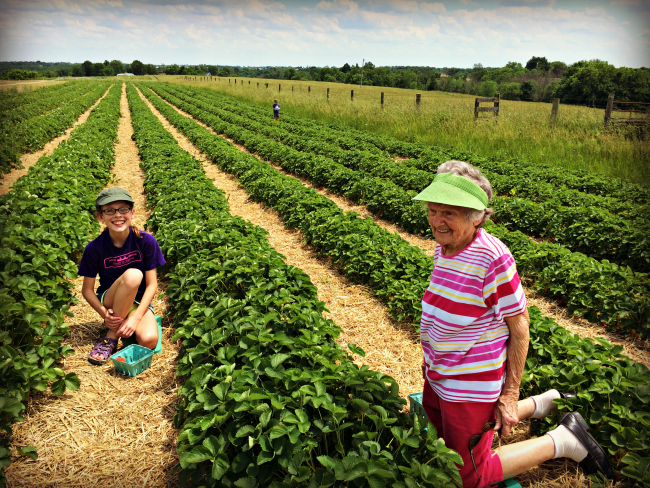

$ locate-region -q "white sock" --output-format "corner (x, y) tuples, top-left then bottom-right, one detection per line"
(547, 425), (588, 461)
(531, 389), (561, 419)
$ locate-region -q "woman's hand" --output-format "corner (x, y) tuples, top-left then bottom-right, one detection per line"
(104, 309), (123, 331)
(494, 394), (519, 436)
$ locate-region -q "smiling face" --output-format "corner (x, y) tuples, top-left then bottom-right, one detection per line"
(97, 200), (134, 236)
(427, 202), (483, 255)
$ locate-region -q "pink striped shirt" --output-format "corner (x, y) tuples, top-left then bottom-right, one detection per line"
(421, 228), (527, 403)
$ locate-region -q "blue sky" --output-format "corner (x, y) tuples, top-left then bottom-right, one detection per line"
(0, 0), (648, 68)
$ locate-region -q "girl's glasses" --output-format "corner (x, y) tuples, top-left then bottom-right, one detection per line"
(468, 421), (500, 483)
(102, 207), (132, 216)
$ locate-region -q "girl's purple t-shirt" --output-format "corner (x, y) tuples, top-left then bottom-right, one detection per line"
(78, 229), (166, 295)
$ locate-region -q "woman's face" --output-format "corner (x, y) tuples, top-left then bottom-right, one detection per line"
(98, 200), (134, 234)
(427, 202), (482, 255)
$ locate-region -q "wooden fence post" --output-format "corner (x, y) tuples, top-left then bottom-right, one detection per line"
(351, 89), (354, 101)
(229, 78), (231, 83)
(604, 93), (615, 127)
(550, 98), (559, 128)
(416, 93), (421, 107)
(279, 84), (281, 92)
(308, 86), (311, 94)
(249, 80), (250, 84)
(381, 92), (384, 108)
(327, 88), (330, 101)
(292, 86), (294, 92)
(474, 98), (479, 120)
(495, 93), (500, 122)
(257, 82), (259, 87)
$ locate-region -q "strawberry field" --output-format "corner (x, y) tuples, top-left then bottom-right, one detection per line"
(1, 80), (649, 487)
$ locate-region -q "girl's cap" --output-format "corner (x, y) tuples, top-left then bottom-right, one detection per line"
(96, 188), (134, 207)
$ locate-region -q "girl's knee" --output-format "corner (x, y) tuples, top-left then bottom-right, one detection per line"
(138, 333), (158, 350)
(121, 268), (143, 288)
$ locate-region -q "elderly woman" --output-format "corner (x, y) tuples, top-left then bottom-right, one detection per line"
(414, 161), (613, 488)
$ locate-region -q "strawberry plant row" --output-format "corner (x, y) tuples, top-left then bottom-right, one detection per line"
(127, 83), (464, 488)
(153, 84), (648, 272)
(0, 81), (81, 113)
(0, 82), (122, 483)
(0, 82), (91, 128)
(144, 83), (650, 337)
(136, 83), (650, 485)
(167, 83), (650, 203)
(0, 82), (111, 176)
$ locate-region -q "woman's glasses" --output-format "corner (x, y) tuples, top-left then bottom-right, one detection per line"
(468, 421), (500, 482)
(102, 207), (132, 216)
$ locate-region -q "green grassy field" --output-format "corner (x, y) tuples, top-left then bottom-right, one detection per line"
(158, 75), (650, 185)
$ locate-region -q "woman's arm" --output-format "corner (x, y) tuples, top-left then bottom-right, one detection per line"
(116, 268), (157, 337)
(495, 309), (530, 436)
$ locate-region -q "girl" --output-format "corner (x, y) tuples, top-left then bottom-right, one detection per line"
(273, 99), (280, 120)
(78, 188), (166, 365)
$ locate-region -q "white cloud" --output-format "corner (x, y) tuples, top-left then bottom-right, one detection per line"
(420, 2), (446, 14)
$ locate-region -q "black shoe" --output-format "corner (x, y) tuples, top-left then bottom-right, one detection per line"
(560, 392), (577, 401)
(558, 412), (615, 480)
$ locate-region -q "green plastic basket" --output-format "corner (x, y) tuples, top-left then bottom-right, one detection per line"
(122, 315), (163, 354)
(408, 392), (427, 419)
(110, 344), (154, 376)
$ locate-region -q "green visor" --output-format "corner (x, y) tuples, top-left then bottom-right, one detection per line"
(412, 173), (488, 210)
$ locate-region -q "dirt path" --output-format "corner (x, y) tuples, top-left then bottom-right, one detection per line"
(148, 88), (650, 369)
(6, 84), (180, 488)
(0, 86), (112, 196)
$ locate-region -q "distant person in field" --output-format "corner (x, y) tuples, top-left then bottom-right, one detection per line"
(78, 188), (166, 365)
(273, 99), (280, 120)
(414, 161), (613, 487)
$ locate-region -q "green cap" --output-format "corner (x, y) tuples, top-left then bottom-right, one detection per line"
(95, 188), (134, 207)
(412, 173), (489, 210)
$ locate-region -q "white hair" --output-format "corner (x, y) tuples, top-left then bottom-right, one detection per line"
(436, 160), (494, 226)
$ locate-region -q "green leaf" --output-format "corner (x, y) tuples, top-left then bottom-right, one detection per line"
(348, 343), (366, 357)
(212, 453), (230, 480)
(17, 445), (38, 460)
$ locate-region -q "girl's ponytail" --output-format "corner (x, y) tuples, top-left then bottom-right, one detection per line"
(130, 225), (143, 239)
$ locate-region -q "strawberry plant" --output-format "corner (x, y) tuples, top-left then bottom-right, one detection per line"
(127, 82), (463, 487)
(0, 81), (111, 176)
(0, 82), (122, 484)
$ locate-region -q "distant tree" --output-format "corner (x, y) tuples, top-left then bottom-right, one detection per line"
(82, 60), (93, 76)
(144, 64), (157, 75)
(165, 64), (179, 75)
(70, 64), (84, 77)
(521, 80), (536, 101)
(553, 60), (649, 107)
(479, 80), (498, 97)
(109, 60), (124, 74)
(91, 62), (105, 76)
(284, 67), (296, 80)
(525, 56), (550, 72)
(131, 60), (144, 76)
(104, 59), (110, 66)
(499, 82), (522, 100)
(470, 63), (486, 81)
(103, 65), (114, 77)
(549, 61), (567, 77)
(341, 63), (351, 73)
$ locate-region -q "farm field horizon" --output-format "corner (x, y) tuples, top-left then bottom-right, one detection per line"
(155, 74), (650, 186)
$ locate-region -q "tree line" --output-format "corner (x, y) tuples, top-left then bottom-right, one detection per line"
(2, 57), (648, 108)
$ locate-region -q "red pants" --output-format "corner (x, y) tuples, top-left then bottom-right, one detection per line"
(422, 380), (503, 488)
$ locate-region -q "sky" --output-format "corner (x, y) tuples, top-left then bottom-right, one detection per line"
(0, 0), (649, 68)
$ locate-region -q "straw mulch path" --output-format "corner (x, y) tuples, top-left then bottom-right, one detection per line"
(0, 86), (113, 196)
(6, 83), (181, 488)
